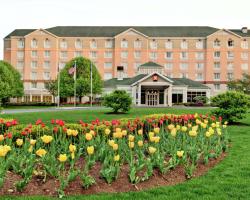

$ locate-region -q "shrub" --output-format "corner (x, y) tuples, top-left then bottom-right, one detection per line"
(103, 90), (132, 113)
(193, 96), (209, 104)
(211, 91), (250, 123)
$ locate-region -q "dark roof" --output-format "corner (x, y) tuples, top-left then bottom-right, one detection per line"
(171, 78), (209, 89)
(4, 29), (36, 39)
(229, 29), (250, 37)
(140, 61), (163, 68)
(5, 26), (219, 38)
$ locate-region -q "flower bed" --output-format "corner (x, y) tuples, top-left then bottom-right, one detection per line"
(0, 114), (229, 197)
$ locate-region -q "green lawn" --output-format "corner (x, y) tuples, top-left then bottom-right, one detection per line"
(1, 108), (250, 200)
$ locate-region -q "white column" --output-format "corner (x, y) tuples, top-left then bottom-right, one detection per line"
(30, 94), (32, 102)
(138, 84), (141, 106)
(168, 86), (172, 106)
(41, 94), (43, 102)
(206, 89), (211, 103)
(183, 88), (187, 103)
(131, 86), (137, 105)
(164, 88), (168, 106)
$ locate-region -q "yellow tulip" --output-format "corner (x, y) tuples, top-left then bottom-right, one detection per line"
(128, 141), (134, 149)
(194, 113), (198, 118)
(67, 129), (72, 136)
(122, 130), (127, 136)
(149, 132), (154, 138)
(204, 119), (208, 124)
(89, 130), (95, 136)
(30, 139), (36, 146)
(138, 129), (143, 135)
(71, 152), (75, 160)
(115, 128), (121, 133)
(104, 128), (111, 135)
(0, 145), (11, 157)
(181, 126), (187, 132)
(201, 123), (207, 129)
(72, 130), (78, 137)
(113, 131), (123, 138)
(211, 123), (216, 128)
(137, 140), (143, 147)
(69, 144), (76, 153)
(209, 127), (214, 135)
(28, 145), (33, 153)
(148, 146), (157, 154)
(85, 133), (93, 141)
(176, 125), (181, 130)
(205, 131), (211, 138)
(170, 128), (177, 137)
(41, 135), (53, 144)
(58, 154), (67, 162)
(16, 138), (23, 146)
(112, 143), (119, 151)
(189, 130), (197, 137)
(192, 125), (198, 131)
(196, 119), (201, 124)
(177, 150), (184, 158)
(128, 135), (135, 142)
(153, 136), (160, 143)
(168, 124), (175, 130)
(222, 125), (227, 128)
(87, 146), (94, 155)
(188, 123), (192, 128)
(114, 154), (120, 161)
(108, 139), (115, 147)
(224, 121), (228, 125)
(0, 135), (4, 142)
(154, 127), (160, 134)
(36, 148), (47, 157)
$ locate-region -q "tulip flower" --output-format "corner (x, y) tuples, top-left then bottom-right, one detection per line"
(58, 154), (67, 162)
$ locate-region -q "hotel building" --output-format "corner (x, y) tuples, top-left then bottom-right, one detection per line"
(3, 26), (250, 105)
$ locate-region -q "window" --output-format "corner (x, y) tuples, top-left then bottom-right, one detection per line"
(17, 51), (24, 58)
(214, 84), (220, 90)
(187, 91), (206, 102)
(60, 51), (67, 59)
(196, 63), (204, 70)
(180, 52), (188, 60)
(214, 62), (220, 69)
(121, 51), (128, 58)
(214, 39), (220, 48)
(165, 63), (173, 70)
(31, 82), (37, 89)
(227, 51), (234, 59)
(196, 40), (203, 49)
(31, 50), (37, 58)
(121, 39), (128, 48)
(195, 52), (204, 60)
(31, 72), (37, 80)
(43, 72), (50, 80)
(17, 61), (24, 68)
(90, 40), (97, 49)
(121, 62), (128, 70)
(59, 62), (66, 69)
(104, 73), (112, 80)
(74, 51), (82, 57)
(241, 63), (248, 70)
(104, 51), (113, 58)
(31, 61), (37, 68)
(150, 40), (157, 49)
(166, 73), (173, 78)
(241, 52), (248, 60)
(228, 39), (234, 47)
(134, 51), (141, 59)
(43, 61), (50, 69)
(181, 40), (188, 49)
(165, 52), (173, 59)
(227, 73), (233, 80)
(44, 50), (50, 58)
(18, 39), (24, 48)
(104, 62), (112, 69)
(31, 39), (38, 48)
(227, 62), (234, 70)
(165, 40), (173, 49)
(180, 73), (188, 78)
(214, 73), (220, 80)
(241, 40), (248, 49)
(60, 39), (67, 49)
(44, 39), (51, 48)
(196, 73), (203, 80)
(75, 39), (82, 49)
(214, 51), (220, 59)
(90, 51), (97, 58)
(105, 40), (113, 48)
(149, 52), (157, 60)
(134, 62), (141, 70)
(134, 40), (142, 48)
(180, 63), (188, 70)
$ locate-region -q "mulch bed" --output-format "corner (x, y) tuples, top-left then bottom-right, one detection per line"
(0, 153), (226, 197)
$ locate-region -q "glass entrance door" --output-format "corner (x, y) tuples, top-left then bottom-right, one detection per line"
(146, 90), (159, 106)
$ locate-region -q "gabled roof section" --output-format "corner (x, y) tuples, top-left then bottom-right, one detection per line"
(140, 61), (163, 68)
(206, 29), (242, 38)
(114, 28), (148, 38)
(230, 29), (250, 37)
(4, 29), (36, 39)
(172, 78), (210, 89)
(24, 28), (58, 38)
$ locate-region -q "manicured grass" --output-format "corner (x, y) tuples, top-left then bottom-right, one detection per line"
(1, 108), (250, 200)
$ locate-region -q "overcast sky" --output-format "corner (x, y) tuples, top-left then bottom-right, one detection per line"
(1, 0), (250, 59)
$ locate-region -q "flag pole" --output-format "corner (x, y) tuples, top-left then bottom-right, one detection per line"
(57, 63), (60, 108)
(74, 60), (77, 107)
(90, 61), (93, 107)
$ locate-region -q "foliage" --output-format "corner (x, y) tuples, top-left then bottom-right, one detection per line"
(193, 96), (209, 104)
(227, 73), (250, 94)
(103, 90), (132, 113)
(45, 80), (58, 102)
(0, 61), (24, 105)
(211, 91), (250, 123)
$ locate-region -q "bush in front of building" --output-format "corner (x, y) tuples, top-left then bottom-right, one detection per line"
(103, 90), (132, 113)
(211, 91), (250, 123)
(4, 102), (56, 107)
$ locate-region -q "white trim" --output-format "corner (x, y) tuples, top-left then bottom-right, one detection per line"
(114, 28), (149, 38)
(206, 29), (242, 38)
(24, 28), (58, 38)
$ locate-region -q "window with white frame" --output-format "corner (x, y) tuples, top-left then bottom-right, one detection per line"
(104, 73), (112, 80)
(59, 62), (66, 69)
(149, 52), (157, 60)
(241, 63), (248, 70)
(105, 40), (113, 48)
(196, 40), (203, 49)
(31, 39), (38, 48)
(241, 52), (248, 60)
(104, 51), (113, 58)
(121, 62), (128, 70)
(31, 72), (37, 80)
(150, 40), (157, 49)
(31, 61), (37, 68)
(214, 84), (220, 90)
(44, 50), (50, 58)
(196, 63), (204, 70)
(44, 38), (51, 48)
(227, 62), (234, 70)
(90, 40), (97, 49)
(134, 62), (141, 70)
(181, 40), (188, 49)
(165, 40), (173, 49)
(214, 51), (220, 59)
(227, 51), (234, 59)
(195, 52), (204, 60)
(75, 39), (82, 49)
(134, 51), (141, 59)
(121, 39), (128, 48)
(31, 82), (37, 89)
(74, 51), (82, 57)
(228, 39), (234, 47)
(180, 52), (188, 60)
(180, 63), (188, 70)
(104, 62), (112, 69)
(214, 73), (220, 80)
(134, 39), (142, 48)
(31, 50), (37, 58)
(60, 39), (67, 49)
(17, 51), (24, 58)
(121, 51), (128, 58)
(165, 63), (173, 70)
(17, 61), (24, 68)
(60, 51), (67, 59)
(18, 39), (24, 48)
(227, 72), (233, 80)
(214, 62), (220, 69)
(213, 39), (220, 48)
(165, 52), (173, 59)
(90, 51), (97, 58)
(43, 61), (50, 69)
(43, 72), (50, 80)
(196, 73), (203, 80)
(241, 40), (248, 49)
